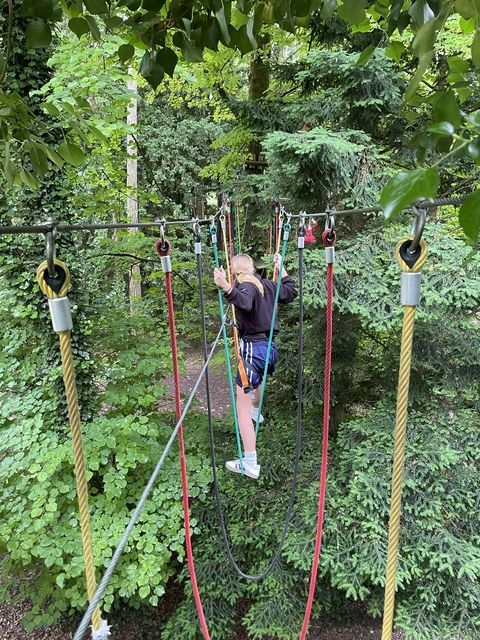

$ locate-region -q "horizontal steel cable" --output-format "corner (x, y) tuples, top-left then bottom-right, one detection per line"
(0, 214), (220, 235)
(0, 194), (469, 236)
(287, 194), (469, 219)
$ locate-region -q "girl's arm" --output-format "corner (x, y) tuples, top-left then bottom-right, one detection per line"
(213, 266), (255, 311)
(273, 253), (296, 303)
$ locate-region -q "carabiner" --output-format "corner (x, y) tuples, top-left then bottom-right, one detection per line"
(408, 206), (427, 254)
(325, 210), (335, 235)
(158, 219), (167, 250)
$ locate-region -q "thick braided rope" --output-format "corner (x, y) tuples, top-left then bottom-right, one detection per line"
(299, 231), (335, 639)
(381, 238), (427, 640)
(163, 266), (211, 640)
(36, 260), (101, 633)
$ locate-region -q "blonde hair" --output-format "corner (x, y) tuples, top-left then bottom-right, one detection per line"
(231, 253), (264, 296)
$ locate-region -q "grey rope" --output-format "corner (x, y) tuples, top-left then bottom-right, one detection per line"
(73, 318), (227, 640)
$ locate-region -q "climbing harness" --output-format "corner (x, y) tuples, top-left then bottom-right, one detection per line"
(204, 214), (304, 581)
(298, 211), (336, 639)
(155, 224), (211, 640)
(381, 208), (428, 640)
(36, 234), (109, 640)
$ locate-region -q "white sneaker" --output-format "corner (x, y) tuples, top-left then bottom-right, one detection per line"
(251, 407), (264, 424)
(225, 459), (261, 480)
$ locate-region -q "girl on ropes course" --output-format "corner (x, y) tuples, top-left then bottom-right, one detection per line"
(212, 252), (296, 480)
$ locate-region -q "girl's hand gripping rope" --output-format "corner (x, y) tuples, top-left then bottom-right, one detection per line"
(214, 266), (231, 293)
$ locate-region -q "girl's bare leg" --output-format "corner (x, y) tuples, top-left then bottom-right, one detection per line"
(236, 384), (256, 452)
(252, 386), (261, 409)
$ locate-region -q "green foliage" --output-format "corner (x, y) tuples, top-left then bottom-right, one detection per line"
(322, 402), (480, 640)
(380, 167), (440, 219)
(459, 186), (480, 240)
(262, 126), (386, 210)
(138, 94), (225, 214)
(0, 224), (213, 624)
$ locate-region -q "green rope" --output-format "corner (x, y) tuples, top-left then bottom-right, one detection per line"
(255, 222), (291, 435)
(210, 223), (244, 471)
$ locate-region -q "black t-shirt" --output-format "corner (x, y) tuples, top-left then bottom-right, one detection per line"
(224, 275), (296, 340)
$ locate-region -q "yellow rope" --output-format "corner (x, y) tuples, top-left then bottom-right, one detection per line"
(236, 200), (241, 252)
(37, 259), (102, 632)
(381, 238), (427, 640)
(220, 216), (241, 362)
(273, 214), (283, 282)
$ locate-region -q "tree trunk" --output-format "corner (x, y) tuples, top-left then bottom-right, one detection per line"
(127, 73), (142, 310)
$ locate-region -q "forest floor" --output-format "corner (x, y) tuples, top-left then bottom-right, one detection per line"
(0, 593), (405, 640)
(0, 349), (405, 640)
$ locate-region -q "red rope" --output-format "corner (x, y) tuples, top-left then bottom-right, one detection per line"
(161, 252), (211, 640)
(298, 230), (335, 639)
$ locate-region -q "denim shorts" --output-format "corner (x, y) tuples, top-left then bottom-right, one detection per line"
(236, 339), (278, 391)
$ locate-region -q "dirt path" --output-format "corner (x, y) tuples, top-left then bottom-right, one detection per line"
(160, 350), (231, 417)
